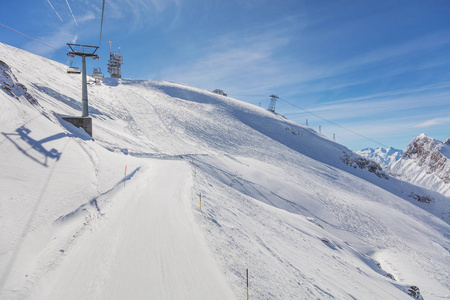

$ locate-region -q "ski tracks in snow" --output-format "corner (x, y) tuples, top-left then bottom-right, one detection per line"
(35, 160), (234, 300)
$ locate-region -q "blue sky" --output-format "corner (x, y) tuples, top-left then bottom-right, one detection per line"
(1, 0), (449, 150)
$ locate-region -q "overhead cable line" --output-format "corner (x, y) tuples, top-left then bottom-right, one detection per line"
(278, 97), (389, 148)
(0, 23), (66, 54)
(65, 0), (78, 27)
(98, 0), (106, 48)
(46, 0), (64, 22)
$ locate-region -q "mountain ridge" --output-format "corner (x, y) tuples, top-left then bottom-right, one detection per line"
(355, 146), (403, 168)
(389, 133), (450, 197)
(1, 41), (449, 299)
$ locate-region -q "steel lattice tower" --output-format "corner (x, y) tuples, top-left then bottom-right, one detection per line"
(268, 94), (279, 112)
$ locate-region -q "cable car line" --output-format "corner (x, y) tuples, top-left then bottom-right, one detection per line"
(277, 97), (389, 148)
(65, 0), (78, 27)
(46, 0), (64, 22)
(0, 23), (65, 54)
(98, 0), (106, 48)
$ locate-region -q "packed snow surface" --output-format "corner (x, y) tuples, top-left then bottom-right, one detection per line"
(1, 42), (450, 299)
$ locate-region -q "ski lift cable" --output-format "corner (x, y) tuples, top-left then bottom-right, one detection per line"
(65, 0), (78, 27)
(278, 97), (389, 148)
(46, 0), (64, 22)
(98, 0), (106, 48)
(0, 23), (66, 54)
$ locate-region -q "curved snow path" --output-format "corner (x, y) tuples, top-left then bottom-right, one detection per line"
(37, 160), (234, 300)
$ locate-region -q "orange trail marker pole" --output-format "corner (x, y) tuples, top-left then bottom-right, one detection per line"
(199, 193), (202, 210)
(247, 268), (249, 300)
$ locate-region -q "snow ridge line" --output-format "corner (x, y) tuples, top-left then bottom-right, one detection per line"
(54, 166), (142, 224)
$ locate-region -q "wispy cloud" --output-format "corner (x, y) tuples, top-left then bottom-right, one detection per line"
(104, 0), (181, 31)
(76, 11), (96, 23)
(283, 89), (450, 122)
(154, 28), (293, 93)
(416, 117), (450, 128)
(23, 24), (77, 56)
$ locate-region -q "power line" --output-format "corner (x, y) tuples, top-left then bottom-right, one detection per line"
(278, 97), (389, 148)
(65, 0), (78, 27)
(0, 23), (66, 54)
(98, 0), (106, 47)
(46, 0), (64, 22)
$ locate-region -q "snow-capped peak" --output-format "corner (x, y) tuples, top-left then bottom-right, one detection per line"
(389, 133), (450, 196)
(355, 146), (403, 168)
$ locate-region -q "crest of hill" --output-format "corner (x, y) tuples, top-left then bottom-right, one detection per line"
(1, 41), (450, 300)
(0, 41), (388, 182)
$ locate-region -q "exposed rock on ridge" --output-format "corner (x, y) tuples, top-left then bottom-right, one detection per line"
(0, 60), (37, 105)
(389, 134), (450, 196)
(341, 151), (389, 179)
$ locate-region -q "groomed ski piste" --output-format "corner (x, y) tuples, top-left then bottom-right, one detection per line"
(0, 42), (449, 299)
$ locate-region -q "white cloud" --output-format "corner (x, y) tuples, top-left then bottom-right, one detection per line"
(155, 29), (292, 92)
(23, 25), (78, 57)
(415, 117), (450, 128)
(76, 11), (96, 23)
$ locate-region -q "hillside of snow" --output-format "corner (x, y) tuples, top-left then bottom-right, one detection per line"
(356, 147), (403, 168)
(1, 42), (450, 300)
(389, 134), (450, 197)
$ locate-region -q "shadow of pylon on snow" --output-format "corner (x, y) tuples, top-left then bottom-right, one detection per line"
(2, 125), (68, 167)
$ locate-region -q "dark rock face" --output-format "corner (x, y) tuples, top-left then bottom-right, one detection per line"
(407, 285), (423, 300)
(409, 192), (433, 204)
(341, 152), (389, 179)
(0, 60), (38, 105)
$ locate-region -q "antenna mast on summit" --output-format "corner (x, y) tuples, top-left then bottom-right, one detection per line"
(107, 40), (123, 78)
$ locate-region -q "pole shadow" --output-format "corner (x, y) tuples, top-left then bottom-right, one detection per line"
(2, 126), (68, 167)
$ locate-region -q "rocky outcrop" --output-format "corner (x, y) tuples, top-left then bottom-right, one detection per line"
(406, 285), (423, 300)
(341, 152), (389, 179)
(389, 134), (450, 196)
(0, 60), (37, 104)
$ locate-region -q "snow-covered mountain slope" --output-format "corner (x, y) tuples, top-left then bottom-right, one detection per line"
(389, 134), (450, 197)
(356, 147), (403, 168)
(1, 42), (449, 300)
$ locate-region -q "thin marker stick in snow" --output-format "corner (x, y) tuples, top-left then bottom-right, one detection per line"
(247, 268), (249, 300)
(199, 193), (202, 210)
(192, 162), (196, 177)
(124, 165), (127, 187)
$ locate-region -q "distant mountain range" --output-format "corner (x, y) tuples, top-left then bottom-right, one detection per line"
(355, 147), (403, 168)
(357, 134), (450, 197)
